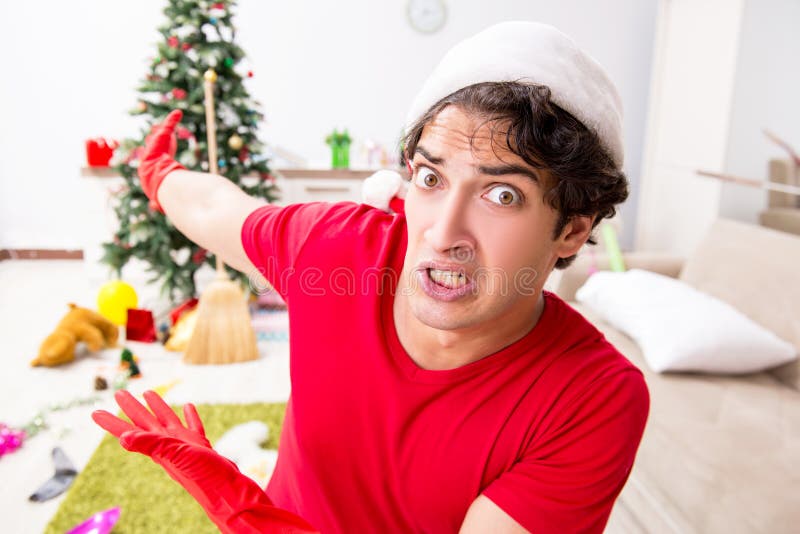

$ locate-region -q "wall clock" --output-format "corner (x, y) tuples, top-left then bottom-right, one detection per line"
(407, 0), (447, 34)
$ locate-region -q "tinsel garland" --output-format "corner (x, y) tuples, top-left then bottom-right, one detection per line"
(0, 376), (130, 458)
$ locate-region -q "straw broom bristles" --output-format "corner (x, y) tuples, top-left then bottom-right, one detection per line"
(183, 69), (259, 365)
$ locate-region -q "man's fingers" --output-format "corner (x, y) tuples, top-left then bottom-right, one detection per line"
(143, 390), (183, 429)
(119, 429), (165, 456)
(146, 110), (182, 143)
(183, 403), (207, 437)
(91, 410), (136, 438)
(114, 390), (162, 432)
(163, 109), (183, 130)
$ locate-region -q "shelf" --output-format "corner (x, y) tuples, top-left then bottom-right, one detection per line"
(81, 166), (399, 180)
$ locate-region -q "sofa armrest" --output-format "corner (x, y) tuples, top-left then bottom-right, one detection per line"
(759, 207), (800, 237)
(552, 252), (685, 302)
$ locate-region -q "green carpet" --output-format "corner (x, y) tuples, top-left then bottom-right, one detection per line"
(45, 402), (287, 534)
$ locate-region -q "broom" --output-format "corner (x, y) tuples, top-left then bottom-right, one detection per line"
(182, 69), (259, 365)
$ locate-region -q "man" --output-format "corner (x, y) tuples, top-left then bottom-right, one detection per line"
(94, 21), (648, 533)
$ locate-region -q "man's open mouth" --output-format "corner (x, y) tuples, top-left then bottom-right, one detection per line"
(427, 268), (468, 289)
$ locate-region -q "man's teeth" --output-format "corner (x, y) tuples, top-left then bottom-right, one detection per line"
(428, 269), (467, 288)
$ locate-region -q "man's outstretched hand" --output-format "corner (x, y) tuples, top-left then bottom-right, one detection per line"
(138, 110), (187, 213)
(92, 390), (319, 534)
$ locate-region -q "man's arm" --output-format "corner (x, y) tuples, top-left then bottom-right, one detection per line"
(135, 110), (268, 282)
(459, 495), (530, 534)
(157, 168), (267, 279)
(462, 370), (649, 533)
(92, 389), (319, 533)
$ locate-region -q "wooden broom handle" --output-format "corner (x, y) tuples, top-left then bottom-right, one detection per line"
(203, 71), (226, 276)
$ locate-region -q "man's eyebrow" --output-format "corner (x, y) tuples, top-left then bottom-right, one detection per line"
(414, 145), (540, 184)
(477, 163), (540, 184)
(413, 146), (444, 166)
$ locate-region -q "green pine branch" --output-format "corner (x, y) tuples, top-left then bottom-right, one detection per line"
(101, 0), (279, 305)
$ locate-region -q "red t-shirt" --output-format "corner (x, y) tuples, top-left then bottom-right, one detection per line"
(241, 201), (649, 533)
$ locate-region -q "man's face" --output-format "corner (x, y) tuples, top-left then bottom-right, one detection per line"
(400, 105), (582, 332)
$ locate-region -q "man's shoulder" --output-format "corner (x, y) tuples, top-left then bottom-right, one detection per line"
(539, 291), (648, 401)
(291, 201), (407, 270)
(545, 291), (641, 369)
(303, 201), (403, 237)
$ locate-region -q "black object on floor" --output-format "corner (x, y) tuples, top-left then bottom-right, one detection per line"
(29, 447), (78, 502)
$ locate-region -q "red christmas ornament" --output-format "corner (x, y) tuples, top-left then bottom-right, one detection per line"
(171, 88), (187, 100)
(247, 71), (254, 78)
(238, 147), (249, 161)
(167, 36), (179, 48)
(127, 146), (144, 163)
(113, 236), (132, 250)
(181, 42), (192, 51)
(192, 248), (207, 265)
(176, 126), (193, 140)
(213, 2), (226, 9)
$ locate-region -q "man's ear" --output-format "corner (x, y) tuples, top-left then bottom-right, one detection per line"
(554, 214), (595, 260)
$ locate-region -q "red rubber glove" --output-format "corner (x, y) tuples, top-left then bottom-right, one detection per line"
(138, 110), (187, 213)
(92, 390), (318, 534)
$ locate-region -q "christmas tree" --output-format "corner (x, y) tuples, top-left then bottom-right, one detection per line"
(102, 0), (278, 304)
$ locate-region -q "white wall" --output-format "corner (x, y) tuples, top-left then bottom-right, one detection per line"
(0, 0), (658, 250)
(719, 0), (800, 222)
(635, 0), (745, 254)
(635, 0), (800, 254)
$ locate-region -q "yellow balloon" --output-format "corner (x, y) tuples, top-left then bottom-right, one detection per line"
(97, 280), (138, 326)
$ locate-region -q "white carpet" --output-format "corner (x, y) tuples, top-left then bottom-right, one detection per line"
(0, 259), (291, 533)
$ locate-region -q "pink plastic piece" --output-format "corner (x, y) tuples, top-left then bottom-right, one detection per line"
(66, 507), (121, 534)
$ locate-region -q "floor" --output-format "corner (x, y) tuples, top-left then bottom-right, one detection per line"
(0, 259), (650, 532)
(0, 259), (292, 533)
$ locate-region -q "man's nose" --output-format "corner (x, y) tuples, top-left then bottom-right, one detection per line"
(423, 192), (476, 258)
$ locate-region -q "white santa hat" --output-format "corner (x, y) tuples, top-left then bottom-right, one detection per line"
(404, 21), (625, 168)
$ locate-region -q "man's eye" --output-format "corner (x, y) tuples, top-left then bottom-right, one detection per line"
(485, 185), (521, 206)
(414, 167), (439, 188)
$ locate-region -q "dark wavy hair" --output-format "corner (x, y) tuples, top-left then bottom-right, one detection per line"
(401, 81), (628, 269)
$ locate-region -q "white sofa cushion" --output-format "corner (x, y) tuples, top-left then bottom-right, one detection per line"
(679, 218), (800, 388)
(576, 269), (797, 373)
(680, 218), (800, 349)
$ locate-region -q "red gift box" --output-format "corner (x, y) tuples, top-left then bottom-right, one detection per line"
(85, 138), (119, 167)
(126, 308), (158, 342)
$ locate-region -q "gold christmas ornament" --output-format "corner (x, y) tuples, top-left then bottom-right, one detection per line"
(136, 101), (147, 112)
(204, 69), (218, 83)
(228, 134), (243, 150)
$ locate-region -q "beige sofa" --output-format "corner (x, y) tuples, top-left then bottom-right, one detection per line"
(759, 158), (800, 237)
(553, 219), (800, 533)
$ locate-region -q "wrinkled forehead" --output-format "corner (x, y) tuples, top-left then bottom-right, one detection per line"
(414, 106), (527, 166)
